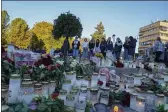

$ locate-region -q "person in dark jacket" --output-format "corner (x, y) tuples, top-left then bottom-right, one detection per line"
(128, 36), (137, 61)
(123, 36), (130, 60)
(72, 36), (80, 57)
(61, 37), (70, 59)
(114, 38), (123, 60)
(100, 38), (107, 58)
(89, 38), (95, 58)
(106, 37), (113, 59)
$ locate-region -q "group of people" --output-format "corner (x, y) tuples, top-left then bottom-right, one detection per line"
(69, 35), (137, 61)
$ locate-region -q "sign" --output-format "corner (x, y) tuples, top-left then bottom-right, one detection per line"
(14, 52), (35, 67)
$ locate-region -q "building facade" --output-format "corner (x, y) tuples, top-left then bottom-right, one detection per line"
(138, 20), (168, 55)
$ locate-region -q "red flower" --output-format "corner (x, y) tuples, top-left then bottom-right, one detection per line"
(97, 80), (103, 86)
(51, 93), (59, 100)
(7, 58), (12, 63)
(55, 64), (61, 68)
(47, 65), (55, 71)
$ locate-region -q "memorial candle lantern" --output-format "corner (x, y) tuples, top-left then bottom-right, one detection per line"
(99, 73), (106, 87)
(164, 92), (168, 110)
(158, 77), (164, 85)
(91, 73), (99, 87)
(2, 88), (8, 104)
(145, 91), (155, 106)
(80, 87), (88, 98)
(99, 92), (109, 105)
(34, 83), (42, 97)
(75, 99), (87, 112)
(72, 71), (77, 82)
(8, 74), (21, 104)
(155, 94), (164, 106)
(133, 74), (142, 86)
(58, 90), (67, 104)
(20, 81), (34, 104)
(163, 72), (168, 82)
(76, 76), (83, 87)
(83, 76), (89, 88)
(70, 90), (78, 103)
(42, 81), (49, 98)
(65, 95), (75, 109)
(136, 96), (145, 112)
(90, 88), (98, 103)
(49, 80), (56, 95)
(62, 79), (72, 93)
(66, 72), (75, 85)
(130, 93), (137, 111)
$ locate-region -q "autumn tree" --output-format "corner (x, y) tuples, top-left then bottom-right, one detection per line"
(32, 21), (58, 53)
(1, 10), (10, 45)
(9, 18), (31, 48)
(53, 11), (83, 39)
(91, 22), (106, 40)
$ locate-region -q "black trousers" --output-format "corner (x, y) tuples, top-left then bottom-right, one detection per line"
(101, 51), (106, 58)
(155, 51), (162, 62)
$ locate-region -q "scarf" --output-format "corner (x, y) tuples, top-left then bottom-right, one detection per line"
(116, 40), (122, 46)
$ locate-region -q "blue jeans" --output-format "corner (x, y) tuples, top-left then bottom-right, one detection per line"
(82, 48), (88, 58)
(73, 49), (79, 57)
(124, 49), (129, 60)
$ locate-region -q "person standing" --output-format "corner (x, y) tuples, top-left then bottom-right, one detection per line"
(82, 38), (89, 58)
(72, 36), (80, 57)
(128, 36), (137, 61)
(123, 36), (130, 60)
(153, 37), (164, 62)
(100, 38), (107, 58)
(94, 39), (101, 53)
(114, 38), (123, 60)
(89, 38), (95, 58)
(61, 37), (70, 60)
(106, 37), (113, 59)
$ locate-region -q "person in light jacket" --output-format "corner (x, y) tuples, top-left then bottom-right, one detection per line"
(82, 38), (89, 58)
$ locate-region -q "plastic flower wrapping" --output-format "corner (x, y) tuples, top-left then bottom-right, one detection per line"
(56, 61), (64, 65)
(39, 64), (45, 69)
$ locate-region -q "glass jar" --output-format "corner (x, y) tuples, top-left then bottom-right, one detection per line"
(75, 100), (86, 112)
(23, 74), (31, 79)
(62, 80), (72, 93)
(2, 88), (8, 104)
(99, 73), (106, 87)
(80, 87), (87, 98)
(66, 72), (74, 85)
(98, 87), (110, 100)
(58, 90), (67, 105)
(83, 76), (89, 88)
(156, 94), (164, 106)
(8, 74), (21, 104)
(76, 76), (83, 87)
(87, 87), (90, 101)
(99, 92), (109, 105)
(49, 81), (56, 95)
(34, 83), (42, 97)
(90, 88), (98, 103)
(42, 81), (49, 98)
(130, 93), (137, 111)
(91, 73), (98, 87)
(136, 96), (145, 112)
(20, 81), (34, 104)
(65, 95), (75, 109)
(70, 90), (78, 103)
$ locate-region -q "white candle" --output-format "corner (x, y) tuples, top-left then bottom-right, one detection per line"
(8, 74), (21, 104)
(49, 81), (56, 95)
(62, 80), (72, 93)
(156, 94), (164, 106)
(42, 82), (49, 98)
(99, 92), (109, 105)
(163, 72), (168, 82)
(99, 73), (106, 87)
(65, 95), (75, 108)
(130, 93), (137, 111)
(80, 87), (87, 98)
(90, 88), (98, 104)
(76, 76), (83, 87)
(136, 96), (145, 112)
(91, 73), (98, 87)
(34, 83), (42, 97)
(134, 76), (142, 86)
(58, 90), (67, 105)
(20, 81), (34, 104)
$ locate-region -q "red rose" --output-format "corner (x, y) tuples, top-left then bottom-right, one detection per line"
(51, 93), (59, 100)
(7, 58), (12, 63)
(47, 65), (55, 71)
(97, 80), (103, 86)
(56, 64), (61, 68)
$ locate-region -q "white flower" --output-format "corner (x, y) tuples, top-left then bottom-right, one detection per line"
(54, 55), (60, 59)
(56, 61), (64, 65)
(39, 64), (45, 69)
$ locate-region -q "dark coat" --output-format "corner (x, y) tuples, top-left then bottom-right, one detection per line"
(100, 41), (107, 52)
(123, 42), (129, 49)
(106, 41), (113, 51)
(128, 38), (137, 55)
(61, 38), (70, 56)
(89, 42), (95, 50)
(72, 40), (80, 50)
(114, 43), (122, 52)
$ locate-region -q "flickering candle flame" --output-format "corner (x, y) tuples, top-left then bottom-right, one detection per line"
(139, 102), (142, 105)
(114, 106), (118, 112)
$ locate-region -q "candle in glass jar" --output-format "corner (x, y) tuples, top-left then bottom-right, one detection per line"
(20, 81), (34, 104)
(99, 73), (106, 87)
(90, 88), (98, 104)
(99, 92), (109, 105)
(62, 79), (72, 93)
(49, 81), (56, 95)
(70, 90), (78, 103)
(58, 90), (67, 105)
(65, 95), (75, 109)
(155, 94), (164, 106)
(130, 93), (137, 111)
(136, 96), (145, 112)
(34, 83), (42, 97)
(80, 87), (87, 98)
(8, 74), (21, 104)
(76, 76), (83, 87)
(91, 73), (98, 87)
(42, 81), (49, 98)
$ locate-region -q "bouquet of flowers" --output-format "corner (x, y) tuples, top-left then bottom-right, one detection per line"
(95, 53), (104, 58)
